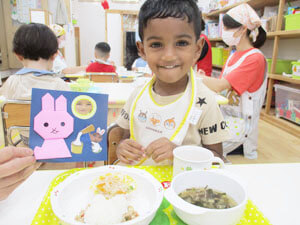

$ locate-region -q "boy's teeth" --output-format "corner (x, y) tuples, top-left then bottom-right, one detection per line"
(164, 65), (175, 69)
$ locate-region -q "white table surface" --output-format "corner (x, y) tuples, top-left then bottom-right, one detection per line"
(0, 163), (299, 225)
(90, 79), (228, 105)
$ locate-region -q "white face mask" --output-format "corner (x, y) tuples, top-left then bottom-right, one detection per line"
(221, 28), (241, 46)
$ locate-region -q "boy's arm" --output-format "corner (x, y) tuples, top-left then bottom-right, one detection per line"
(202, 76), (231, 93)
(202, 143), (225, 161)
(62, 65), (87, 75)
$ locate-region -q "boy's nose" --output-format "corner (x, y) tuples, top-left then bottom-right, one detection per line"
(161, 46), (177, 61)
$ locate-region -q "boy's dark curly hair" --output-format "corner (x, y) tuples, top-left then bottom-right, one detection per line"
(138, 0), (202, 42)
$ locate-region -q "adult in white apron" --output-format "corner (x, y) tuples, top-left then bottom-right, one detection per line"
(201, 3), (267, 159)
(221, 49), (267, 159)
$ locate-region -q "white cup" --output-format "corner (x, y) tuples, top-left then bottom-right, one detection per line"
(173, 145), (224, 177)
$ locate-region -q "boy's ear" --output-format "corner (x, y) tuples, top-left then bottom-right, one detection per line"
(15, 54), (24, 62)
(50, 51), (59, 61)
(194, 36), (205, 63)
(136, 41), (146, 60)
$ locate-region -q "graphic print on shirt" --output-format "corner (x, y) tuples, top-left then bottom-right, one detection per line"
(196, 97), (207, 107)
(137, 110), (147, 123)
(150, 113), (161, 127)
(164, 117), (176, 130)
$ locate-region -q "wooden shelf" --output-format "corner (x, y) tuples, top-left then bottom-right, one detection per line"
(267, 30), (300, 39)
(260, 110), (300, 138)
(213, 64), (223, 69)
(268, 73), (300, 84)
(209, 30), (300, 42)
(205, 0), (281, 18)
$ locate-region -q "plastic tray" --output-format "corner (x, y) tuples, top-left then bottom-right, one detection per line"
(31, 167), (271, 225)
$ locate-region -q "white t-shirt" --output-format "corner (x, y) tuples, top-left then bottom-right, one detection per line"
(0, 73), (70, 100)
(117, 78), (229, 146)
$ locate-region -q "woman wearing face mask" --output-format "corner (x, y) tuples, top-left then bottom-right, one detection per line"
(201, 3), (267, 159)
(50, 24), (86, 76)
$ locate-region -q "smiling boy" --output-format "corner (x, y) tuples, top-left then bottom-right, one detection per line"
(115, 0), (229, 165)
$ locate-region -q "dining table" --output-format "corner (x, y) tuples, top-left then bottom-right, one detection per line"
(0, 163), (299, 225)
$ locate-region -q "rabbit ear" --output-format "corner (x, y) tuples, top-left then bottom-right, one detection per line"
(100, 129), (105, 135)
(42, 93), (54, 111)
(55, 95), (67, 111)
(96, 127), (100, 133)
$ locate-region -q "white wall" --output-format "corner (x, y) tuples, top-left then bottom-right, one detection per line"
(64, 24), (77, 67)
(261, 39), (300, 61)
(77, 2), (106, 65)
(106, 13), (122, 66)
(76, 1), (300, 66)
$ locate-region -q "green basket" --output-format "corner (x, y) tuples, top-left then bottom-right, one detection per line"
(212, 47), (223, 66)
(266, 59), (293, 74)
(285, 13), (300, 31)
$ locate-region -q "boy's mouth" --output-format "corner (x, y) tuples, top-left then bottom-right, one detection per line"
(159, 65), (179, 69)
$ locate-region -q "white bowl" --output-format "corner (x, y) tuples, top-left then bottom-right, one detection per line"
(164, 170), (247, 225)
(51, 165), (164, 225)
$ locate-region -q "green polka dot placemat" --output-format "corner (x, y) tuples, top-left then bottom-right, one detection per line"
(31, 166), (271, 225)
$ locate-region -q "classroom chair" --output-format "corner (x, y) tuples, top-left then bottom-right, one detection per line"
(1, 99), (31, 146)
(88, 72), (119, 83)
(107, 123), (124, 164)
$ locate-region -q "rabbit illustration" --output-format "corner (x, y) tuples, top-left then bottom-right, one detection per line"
(33, 93), (74, 160)
(89, 127), (105, 153)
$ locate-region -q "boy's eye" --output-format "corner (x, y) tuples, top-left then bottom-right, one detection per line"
(150, 42), (162, 48)
(176, 40), (189, 47)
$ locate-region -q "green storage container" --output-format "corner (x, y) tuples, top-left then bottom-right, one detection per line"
(291, 61), (300, 79)
(266, 59), (293, 74)
(212, 47), (223, 66)
(285, 13), (300, 31)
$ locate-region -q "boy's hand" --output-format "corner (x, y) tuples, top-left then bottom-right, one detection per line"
(116, 139), (145, 164)
(0, 147), (41, 201)
(145, 138), (177, 163)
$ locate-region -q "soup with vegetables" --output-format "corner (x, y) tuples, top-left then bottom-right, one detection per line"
(179, 186), (237, 209)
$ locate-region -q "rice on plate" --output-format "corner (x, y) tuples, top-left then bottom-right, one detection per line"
(51, 166), (164, 225)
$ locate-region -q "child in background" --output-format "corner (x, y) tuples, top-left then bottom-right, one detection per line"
(114, 0), (229, 166)
(50, 24), (86, 76)
(196, 18), (212, 77)
(0, 24), (77, 170)
(0, 23), (69, 100)
(86, 42), (116, 73)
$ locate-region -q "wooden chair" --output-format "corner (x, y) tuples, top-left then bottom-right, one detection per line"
(1, 100), (31, 146)
(88, 72), (119, 83)
(106, 123), (124, 164)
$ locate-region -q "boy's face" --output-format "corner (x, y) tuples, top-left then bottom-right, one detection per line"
(137, 17), (203, 84)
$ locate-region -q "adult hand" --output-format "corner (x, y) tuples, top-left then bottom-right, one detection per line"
(116, 139), (145, 164)
(0, 147), (41, 201)
(145, 137), (177, 163)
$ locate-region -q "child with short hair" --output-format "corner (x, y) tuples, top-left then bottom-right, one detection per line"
(86, 42), (116, 73)
(115, 0), (229, 166)
(0, 23), (69, 100)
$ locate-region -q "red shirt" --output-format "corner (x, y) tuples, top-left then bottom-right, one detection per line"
(222, 48), (266, 96)
(86, 62), (116, 73)
(196, 34), (212, 76)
